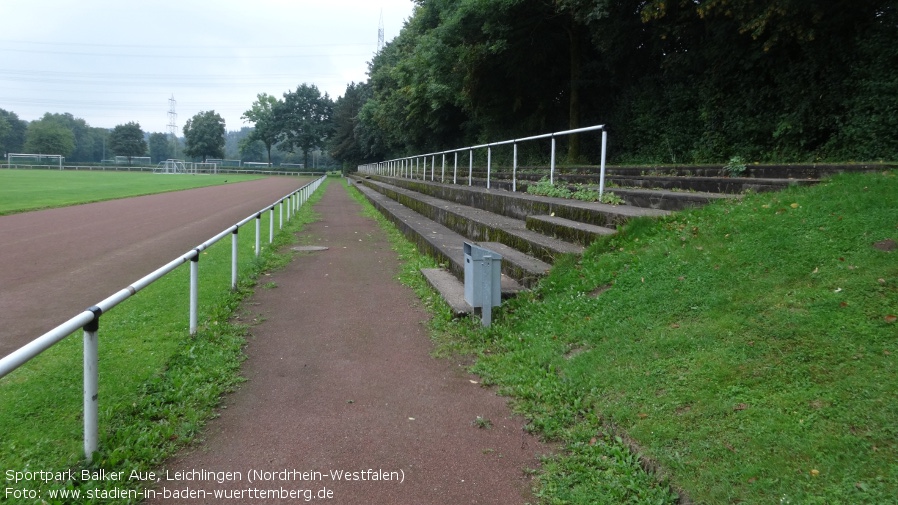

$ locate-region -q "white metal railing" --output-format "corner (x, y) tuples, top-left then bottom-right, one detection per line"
(0, 175), (326, 461)
(358, 125), (608, 194)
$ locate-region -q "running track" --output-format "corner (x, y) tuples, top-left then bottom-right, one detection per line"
(0, 177), (309, 358)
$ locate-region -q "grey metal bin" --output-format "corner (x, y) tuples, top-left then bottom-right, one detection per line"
(463, 242), (502, 310)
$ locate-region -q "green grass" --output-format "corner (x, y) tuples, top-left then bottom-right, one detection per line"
(352, 171), (898, 504)
(0, 178), (327, 504)
(344, 180), (677, 504)
(451, 170), (898, 504)
(0, 170), (263, 215)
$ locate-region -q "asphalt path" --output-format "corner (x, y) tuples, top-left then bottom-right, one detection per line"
(0, 177), (309, 358)
(149, 181), (544, 504)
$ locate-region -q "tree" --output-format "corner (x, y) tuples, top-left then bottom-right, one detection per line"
(238, 137), (266, 162)
(24, 119), (75, 158)
(41, 113), (95, 162)
(0, 116), (9, 156)
(0, 109), (27, 156)
(183, 110), (226, 162)
(108, 122), (147, 165)
(241, 93), (281, 166)
(275, 84), (333, 169)
(148, 132), (172, 163)
(328, 82), (372, 168)
(86, 127), (109, 163)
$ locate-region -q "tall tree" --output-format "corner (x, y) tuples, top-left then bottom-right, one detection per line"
(148, 132), (172, 163)
(41, 113), (96, 162)
(328, 81), (371, 168)
(0, 116), (9, 156)
(24, 119), (75, 158)
(86, 127), (109, 163)
(183, 110), (226, 162)
(241, 93), (281, 166)
(0, 109), (27, 156)
(275, 84), (333, 169)
(108, 122), (147, 165)
(238, 137), (266, 162)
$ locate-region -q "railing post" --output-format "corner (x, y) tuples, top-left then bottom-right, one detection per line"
(468, 149), (473, 186)
(441, 154), (446, 183)
(431, 155), (435, 181)
(231, 229), (238, 290)
(83, 308), (101, 462)
(423, 156), (428, 181)
(550, 136), (556, 185)
(454, 152), (458, 185)
(487, 147), (491, 189)
(513, 142), (518, 192)
(599, 129), (608, 196)
(255, 213), (261, 257)
(269, 208), (274, 244)
(279, 200), (283, 229)
(189, 252), (199, 335)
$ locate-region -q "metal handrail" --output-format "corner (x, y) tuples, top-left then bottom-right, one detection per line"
(358, 124), (608, 194)
(0, 175), (326, 461)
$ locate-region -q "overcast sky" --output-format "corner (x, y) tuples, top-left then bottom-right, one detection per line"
(0, 0), (415, 133)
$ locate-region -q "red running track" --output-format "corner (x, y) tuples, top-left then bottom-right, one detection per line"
(0, 177), (310, 358)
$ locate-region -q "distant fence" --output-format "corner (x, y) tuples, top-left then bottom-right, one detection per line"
(358, 125), (608, 194)
(0, 175), (326, 461)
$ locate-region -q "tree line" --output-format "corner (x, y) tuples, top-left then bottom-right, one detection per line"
(326, 0), (898, 167)
(1, 83), (336, 168)
(0, 109), (214, 165)
(6, 1), (893, 170)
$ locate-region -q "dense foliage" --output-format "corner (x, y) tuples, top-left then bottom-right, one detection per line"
(327, 0), (898, 167)
(148, 132), (173, 163)
(183, 110), (226, 162)
(108, 122), (148, 165)
(240, 85), (335, 169)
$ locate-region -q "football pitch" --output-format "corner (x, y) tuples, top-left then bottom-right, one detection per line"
(0, 169), (262, 215)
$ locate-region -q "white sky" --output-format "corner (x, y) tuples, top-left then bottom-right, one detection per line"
(0, 0), (415, 133)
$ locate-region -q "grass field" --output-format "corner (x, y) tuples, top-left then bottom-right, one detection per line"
(352, 172), (898, 504)
(0, 170), (263, 215)
(0, 178), (328, 504)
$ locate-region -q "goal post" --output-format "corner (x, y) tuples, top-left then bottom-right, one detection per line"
(154, 159), (189, 174)
(114, 156), (151, 166)
(7, 153), (64, 170)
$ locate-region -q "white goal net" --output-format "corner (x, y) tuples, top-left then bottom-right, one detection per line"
(154, 159), (190, 174)
(6, 153), (64, 169)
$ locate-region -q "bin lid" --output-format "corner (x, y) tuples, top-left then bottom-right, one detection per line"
(463, 241), (503, 261)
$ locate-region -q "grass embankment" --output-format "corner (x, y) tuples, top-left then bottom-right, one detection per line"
(0, 178), (328, 504)
(355, 172), (898, 504)
(0, 170), (262, 215)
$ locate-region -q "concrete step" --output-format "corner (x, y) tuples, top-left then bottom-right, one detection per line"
(609, 187), (736, 211)
(456, 171), (816, 195)
(353, 183), (532, 291)
(361, 175), (668, 228)
(420, 268), (471, 316)
(604, 175), (818, 194)
(357, 177), (585, 265)
(420, 267), (520, 318)
(476, 242), (551, 287)
(525, 215), (616, 246)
